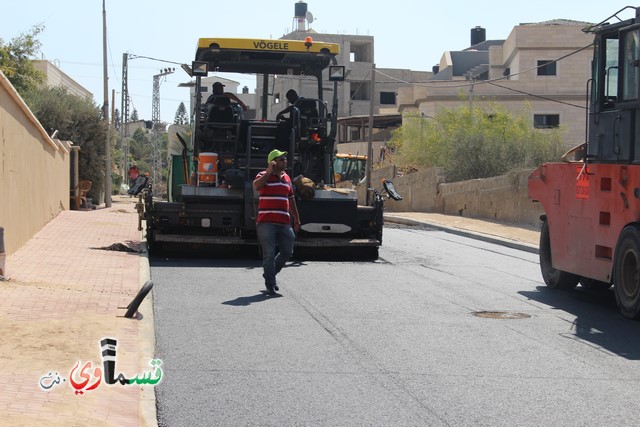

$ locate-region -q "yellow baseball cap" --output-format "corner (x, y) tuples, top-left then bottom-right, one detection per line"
(267, 149), (287, 163)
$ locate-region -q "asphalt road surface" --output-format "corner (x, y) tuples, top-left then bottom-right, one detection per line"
(151, 225), (640, 426)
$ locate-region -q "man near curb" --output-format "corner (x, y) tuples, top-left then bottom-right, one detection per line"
(253, 149), (301, 295)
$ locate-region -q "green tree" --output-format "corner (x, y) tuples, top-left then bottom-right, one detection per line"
(129, 127), (153, 174)
(130, 109), (139, 121)
(174, 102), (188, 125)
(388, 104), (565, 182)
(23, 86), (109, 201)
(0, 24), (45, 95)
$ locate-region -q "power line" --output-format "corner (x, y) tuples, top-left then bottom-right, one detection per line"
(107, 32), (120, 86)
(485, 81), (586, 109)
(129, 54), (184, 66)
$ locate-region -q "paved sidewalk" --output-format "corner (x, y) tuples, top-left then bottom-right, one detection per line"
(0, 196), (156, 427)
(0, 199), (540, 426)
(384, 212), (540, 254)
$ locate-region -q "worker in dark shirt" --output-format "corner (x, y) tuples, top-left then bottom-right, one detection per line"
(276, 89), (299, 122)
(206, 82), (248, 111)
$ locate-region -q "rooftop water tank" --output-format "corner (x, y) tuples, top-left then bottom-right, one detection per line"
(471, 26), (486, 46)
(295, 1), (307, 18)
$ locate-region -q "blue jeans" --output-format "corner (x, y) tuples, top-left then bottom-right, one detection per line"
(258, 222), (295, 287)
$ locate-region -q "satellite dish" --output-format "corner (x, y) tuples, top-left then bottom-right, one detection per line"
(306, 11), (314, 24)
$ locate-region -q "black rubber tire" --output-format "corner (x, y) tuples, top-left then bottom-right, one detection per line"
(539, 220), (579, 290)
(579, 277), (612, 291)
(613, 226), (640, 319)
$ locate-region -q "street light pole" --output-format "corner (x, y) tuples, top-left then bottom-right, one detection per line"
(121, 53), (130, 184)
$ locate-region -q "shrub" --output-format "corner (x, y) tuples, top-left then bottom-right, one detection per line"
(388, 104), (564, 182)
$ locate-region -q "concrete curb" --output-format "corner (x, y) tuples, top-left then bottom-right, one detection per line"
(138, 239), (158, 426)
(384, 214), (539, 255)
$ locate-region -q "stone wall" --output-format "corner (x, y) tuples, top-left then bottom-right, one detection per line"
(368, 165), (544, 226)
(436, 169), (543, 224)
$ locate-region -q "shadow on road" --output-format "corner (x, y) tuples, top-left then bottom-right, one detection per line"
(221, 291), (283, 306)
(519, 285), (640, 360)
(149, 255), (262, 269)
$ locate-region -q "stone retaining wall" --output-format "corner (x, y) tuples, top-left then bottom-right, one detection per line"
(368, 165), (544, 226)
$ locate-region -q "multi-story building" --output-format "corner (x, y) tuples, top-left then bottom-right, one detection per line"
(257, 1), (429, 146)
(397, 20), (594, 149)
(264, 32), (428, 120)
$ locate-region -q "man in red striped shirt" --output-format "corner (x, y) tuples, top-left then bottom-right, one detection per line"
(253, 149), (301, 295)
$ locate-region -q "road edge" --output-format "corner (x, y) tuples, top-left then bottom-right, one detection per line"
(138, 239), (158, 427)
(384, 214), (539, 255)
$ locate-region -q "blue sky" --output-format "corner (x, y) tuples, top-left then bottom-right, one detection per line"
(1, 1), (636, 123)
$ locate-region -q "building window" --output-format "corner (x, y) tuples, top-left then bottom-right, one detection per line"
(537, 60), (557, 76)
(350, 43), (373, 63)
(380, 91), (396, 105)
(534, 114), (560, 129)
(351, 82), (370, 101)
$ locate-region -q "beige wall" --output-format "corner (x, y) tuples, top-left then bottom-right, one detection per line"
(0, 72), (71, 255)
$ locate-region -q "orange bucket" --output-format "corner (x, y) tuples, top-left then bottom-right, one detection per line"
(197, 152), (218, 185)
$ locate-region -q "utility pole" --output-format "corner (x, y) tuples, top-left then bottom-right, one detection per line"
(365, 64), (376, 205)
(151, 68), (175, 191)
(102, 0), (112, 207)
(121, 53), (130, 182)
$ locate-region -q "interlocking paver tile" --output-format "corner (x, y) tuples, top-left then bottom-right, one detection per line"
(0, 196), (155, 426)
